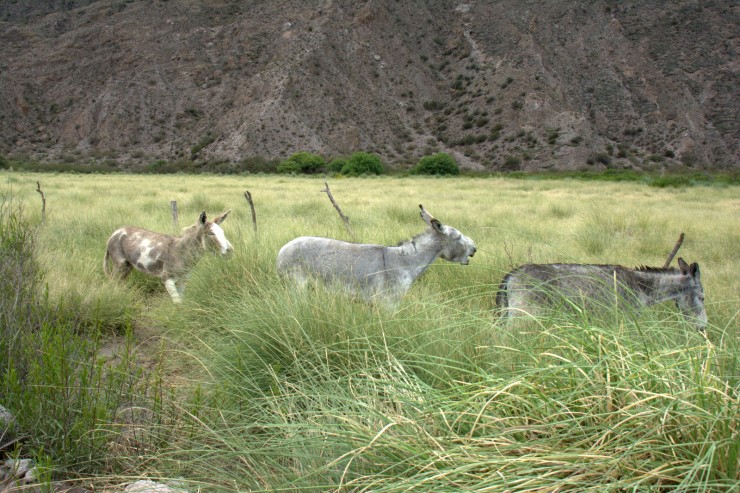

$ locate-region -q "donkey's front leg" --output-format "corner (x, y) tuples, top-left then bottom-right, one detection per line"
(164, 278), (183, 303)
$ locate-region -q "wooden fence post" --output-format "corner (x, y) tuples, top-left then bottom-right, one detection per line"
(320, 180), (355, 239)
(171, 200), (179, 229)
(244, 191), (257, 234)
(663, 232), (685, 268)
(35, 181), (46, 223)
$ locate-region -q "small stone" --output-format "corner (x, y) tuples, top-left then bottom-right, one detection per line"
(4, 458), (34, 478)
(124, 479), (188, 493)
(22, 466), (38, 483)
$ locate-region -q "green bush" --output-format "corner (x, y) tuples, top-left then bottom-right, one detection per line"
(240, 156), (278, 173)
(327, 157), (347, 173)
(341, 152), (384, 176)
(413, 153), (460, 175)
(191, 132), (217, 159)
(277, 152), (326, 174)
(276, 160), (301, 174)
(149, 159), (167, 171)
(499, 155), (523, 171)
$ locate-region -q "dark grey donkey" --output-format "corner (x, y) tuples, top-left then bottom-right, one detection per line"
(496, 258), (707, 331)
(104, 210), (233, 303)
(276, 204), (477, 305)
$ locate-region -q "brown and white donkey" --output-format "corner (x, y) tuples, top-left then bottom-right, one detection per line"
(104, 210), (233, 303)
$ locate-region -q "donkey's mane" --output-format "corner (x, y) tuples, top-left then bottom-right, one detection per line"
(634, 265), (678, 273)
(396, 229), (428, 248)
(549, 263), (679, 274)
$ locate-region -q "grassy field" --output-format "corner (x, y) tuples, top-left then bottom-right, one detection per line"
(1, 171), (738, 491)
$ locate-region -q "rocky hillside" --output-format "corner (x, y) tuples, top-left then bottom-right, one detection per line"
(1, 0), (737, 172)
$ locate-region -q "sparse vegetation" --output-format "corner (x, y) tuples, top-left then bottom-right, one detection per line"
(190, 132), (217, 159)
(423, 100), (445, 111)
(503, 154), (522, 170)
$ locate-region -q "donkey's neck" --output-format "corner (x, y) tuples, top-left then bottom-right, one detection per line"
(631, 268), (687, 306)
(388, 229), (443, 279)
(173, 226), (207, 267)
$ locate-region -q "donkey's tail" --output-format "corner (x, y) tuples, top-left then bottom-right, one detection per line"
(103, 250), (112, 277)
(495, 273), (512, 311)
(494, 273), (515, 321)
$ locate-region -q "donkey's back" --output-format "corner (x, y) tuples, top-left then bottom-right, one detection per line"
(497, 264), (625, 317)
(104, 226), (176, 279)
(496, 260), (706, 331)
(276, 236), (391, 297)
(104, 210), (233, 303)
(276, 205), (477, 304)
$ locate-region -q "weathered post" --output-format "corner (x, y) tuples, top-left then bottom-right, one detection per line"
(244, 191), (257, 234)
(663, 232), (685, 268)
(35, 181), (46, 223)
(320, 180), (355, 239)
(170, 200), (179, 229)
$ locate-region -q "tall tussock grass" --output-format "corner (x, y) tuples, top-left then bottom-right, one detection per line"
(0, 193), (161, 480)
(137, 261), (737, 492)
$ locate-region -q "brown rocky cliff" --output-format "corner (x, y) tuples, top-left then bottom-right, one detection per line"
(0, 0), (737, 171)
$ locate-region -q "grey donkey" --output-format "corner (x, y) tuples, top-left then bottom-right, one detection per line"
(276, 204), (477, 305)
(496, 258), (707, 331)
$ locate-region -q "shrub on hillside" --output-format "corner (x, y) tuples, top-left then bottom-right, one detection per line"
(239, 156), (278, 173)
(341, 152), (384, 176)
(327, 158), (347, 174)
(413, 153), (460, 175)
(587, 152), (612, 166)
(502, 155), (522, 171)
(277, 152), (326, 174)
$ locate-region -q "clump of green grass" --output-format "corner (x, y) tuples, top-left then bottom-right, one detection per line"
(133, 242), (737, 491)
(0, 193), (153, 478)
(134, 276), (736, 491)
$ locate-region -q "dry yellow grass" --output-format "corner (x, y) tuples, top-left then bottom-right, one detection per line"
(2, 171), (738, 329)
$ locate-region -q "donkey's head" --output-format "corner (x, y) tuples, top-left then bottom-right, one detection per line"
(419, 204), (477, 264)
(196, 210), (234, 256)
(676, 257), (707, 331)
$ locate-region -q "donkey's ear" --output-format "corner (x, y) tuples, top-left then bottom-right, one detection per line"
(690, 262), (701, 280)
(677, 257), (689, 274)
(199, 211), (207, 225)
(213, 209), (232, 224)
(419, 204), (439, 228)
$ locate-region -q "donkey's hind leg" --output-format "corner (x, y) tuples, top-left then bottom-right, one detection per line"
(104, 251), (133, 279)
(164, 278), (183, 304)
